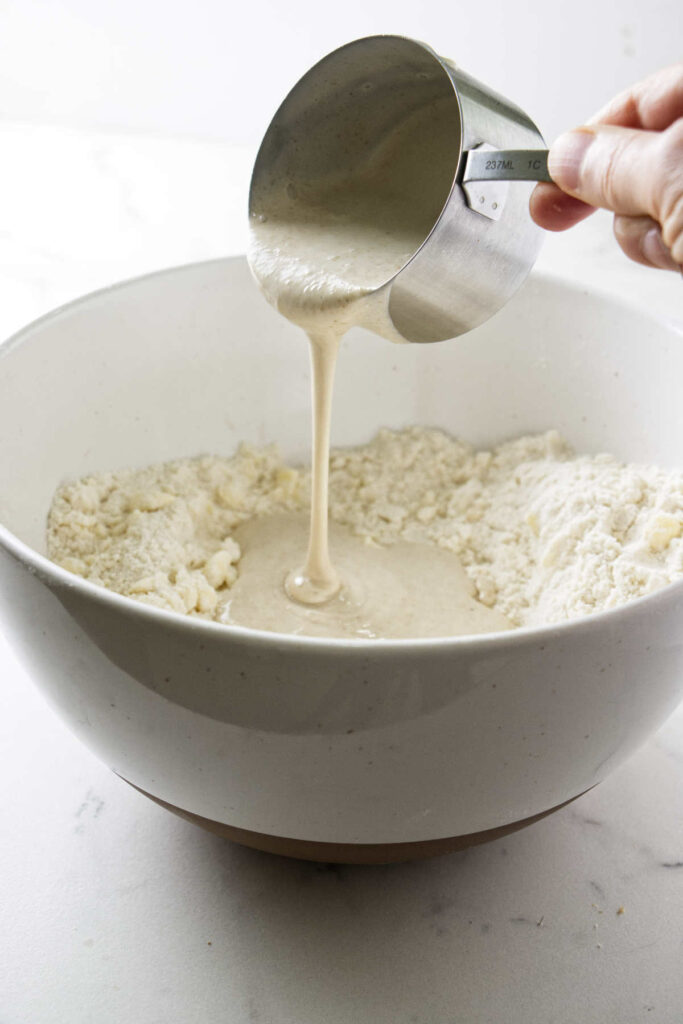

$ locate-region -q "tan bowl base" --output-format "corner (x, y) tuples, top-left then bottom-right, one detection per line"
(124, 779), (589, 864)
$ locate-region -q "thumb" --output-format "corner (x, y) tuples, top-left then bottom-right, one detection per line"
(548, 124), (663, 219)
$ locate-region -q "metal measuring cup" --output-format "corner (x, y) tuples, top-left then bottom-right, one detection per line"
(249, 34), (552, 343)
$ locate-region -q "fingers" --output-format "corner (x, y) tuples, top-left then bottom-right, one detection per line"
(588, 63), (683, 131)
(549, 123), (672, 215)
(548, 120), (683, 264)
(533, 64), (683, 270)
(613, 214), (681, 271)
(549, 125), (657, 215)
(529, 182), (596, 231)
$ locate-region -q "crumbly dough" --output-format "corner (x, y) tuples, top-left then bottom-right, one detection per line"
(47, 427), (683, 628)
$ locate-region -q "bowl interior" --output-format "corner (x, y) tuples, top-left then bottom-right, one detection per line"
(1, 257), (681, 556)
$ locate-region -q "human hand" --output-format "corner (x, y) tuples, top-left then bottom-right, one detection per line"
(530, 64), (683, 271)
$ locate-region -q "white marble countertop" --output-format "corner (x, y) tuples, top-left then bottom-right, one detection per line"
(1, 122), (682, 1024)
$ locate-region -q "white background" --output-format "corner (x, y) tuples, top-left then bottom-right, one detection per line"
(0, 0), (680, 144)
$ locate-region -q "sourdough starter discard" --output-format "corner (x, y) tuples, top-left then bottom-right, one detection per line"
(248, 98), (454, 607)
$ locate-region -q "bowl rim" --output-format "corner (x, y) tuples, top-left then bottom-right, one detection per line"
(2, 255), (683, 657)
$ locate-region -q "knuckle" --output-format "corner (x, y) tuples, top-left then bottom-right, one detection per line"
(662, 193), (683, 261)
(612, 214), (651, 267)
(662, 117), (683, 158)
(593, 131), (648, 212)
(657, 120), (683, 255)
(597, 139), (624, 210)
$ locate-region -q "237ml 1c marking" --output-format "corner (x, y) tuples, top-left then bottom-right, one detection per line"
(485, 159), (513, 170)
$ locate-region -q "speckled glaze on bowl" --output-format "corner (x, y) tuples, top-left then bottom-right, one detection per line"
(1, 258), (682, 863)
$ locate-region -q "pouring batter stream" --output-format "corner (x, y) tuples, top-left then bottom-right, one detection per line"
(245, 101), (514, 635)
(249, 187), (420, 606)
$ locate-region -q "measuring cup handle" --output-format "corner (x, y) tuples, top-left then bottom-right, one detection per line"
(462, 149), (552, 183)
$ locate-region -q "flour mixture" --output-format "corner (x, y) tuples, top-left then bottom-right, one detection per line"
(48, 427), (683, 638)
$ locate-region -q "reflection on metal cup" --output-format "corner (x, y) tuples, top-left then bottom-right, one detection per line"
(250, 35), (551, 343)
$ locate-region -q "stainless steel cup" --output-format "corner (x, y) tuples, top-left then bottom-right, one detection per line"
(249, 34), (552, 343)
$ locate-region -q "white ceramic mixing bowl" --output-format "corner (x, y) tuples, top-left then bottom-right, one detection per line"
(1, 258), (682, 863)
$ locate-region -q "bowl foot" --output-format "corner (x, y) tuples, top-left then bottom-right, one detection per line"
(122, 778), (590, 864)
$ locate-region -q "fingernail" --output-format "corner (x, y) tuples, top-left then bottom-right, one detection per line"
(548, 130), (595, 193)
(641, 226), (679, 271)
